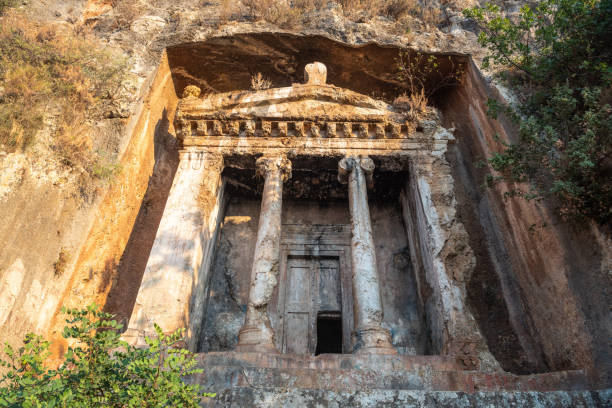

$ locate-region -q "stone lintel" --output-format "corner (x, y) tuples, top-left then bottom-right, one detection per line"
(181, 136), (449, 157)
(176, 84), (394, 117)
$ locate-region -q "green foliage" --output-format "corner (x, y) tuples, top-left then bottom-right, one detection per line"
(0, 305), (213, 407)
(464, 0), (612, 224)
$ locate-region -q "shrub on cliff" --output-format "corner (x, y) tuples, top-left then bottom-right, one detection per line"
(220, 0), (442, 28)
(0, 305), (213, 407)
(0, 8), (128, 179)
(464, 0), (612, 225)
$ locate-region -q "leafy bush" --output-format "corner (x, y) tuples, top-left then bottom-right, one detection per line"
(0, 10), (128, 178)
(464, 0), (612, 224)
(0, 305), (213, 407)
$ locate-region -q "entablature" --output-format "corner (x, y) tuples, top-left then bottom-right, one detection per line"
(174, 62), (453, 156)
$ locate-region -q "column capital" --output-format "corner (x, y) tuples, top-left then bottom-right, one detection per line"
(338, 156), (374, 185)
(256, 155), (292, 181)
(179, 151), (224, 171)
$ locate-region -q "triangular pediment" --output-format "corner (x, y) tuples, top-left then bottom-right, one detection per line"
(177, 84), (404, 123)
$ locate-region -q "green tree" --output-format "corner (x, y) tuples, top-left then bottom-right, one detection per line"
(464, 0), (612, 224)
(0, 305), (213, 407)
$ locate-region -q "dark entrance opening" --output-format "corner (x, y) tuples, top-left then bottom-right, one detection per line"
(315, 312), (343, 355)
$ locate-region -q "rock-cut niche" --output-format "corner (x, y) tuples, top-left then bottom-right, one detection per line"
(107, 33), (550, 376)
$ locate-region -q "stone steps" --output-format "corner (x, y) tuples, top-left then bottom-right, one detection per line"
(196, 351), (462, 371)
(192, 364), (589, 393)
(191, 352), (589, 394)
(193, 364), (431, 391)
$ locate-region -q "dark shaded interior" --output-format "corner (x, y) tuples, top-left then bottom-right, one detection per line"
(315, 313), (343, 355)
(201, 168), (425, 355)
(222, 154), (410, 202)
(166, 33), (467, 104)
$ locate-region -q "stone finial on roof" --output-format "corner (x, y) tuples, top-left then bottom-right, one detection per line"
(304, 62), (327, 85)
(182, 85), (201, 98)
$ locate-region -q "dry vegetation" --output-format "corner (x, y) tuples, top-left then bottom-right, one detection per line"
(111, 0), (148, 30)
(250, 72), (273, 90)
(53, 248), (70, 277)
(339, 0), (446, 27)
(394, 51), (466, 117)
(0, 8), (129, 179)
(219, 0), (446, 28)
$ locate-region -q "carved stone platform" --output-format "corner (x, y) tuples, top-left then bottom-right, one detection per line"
(190, 352), (590, 395)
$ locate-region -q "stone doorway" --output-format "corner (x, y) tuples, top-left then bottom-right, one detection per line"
(278, 256), (342, 355)
(272, 224), (353, 355)
(315, 312), (343, 355)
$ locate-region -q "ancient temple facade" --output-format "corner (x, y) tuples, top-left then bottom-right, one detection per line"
(124, 61), (474, 356)
(121, 62), (590, 399)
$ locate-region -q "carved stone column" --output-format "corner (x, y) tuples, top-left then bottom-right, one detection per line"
(400, 155), (499, 370)
(124, 151), (224, 350)
(339, 156), (397, 354)
(236, 155), (292, 352)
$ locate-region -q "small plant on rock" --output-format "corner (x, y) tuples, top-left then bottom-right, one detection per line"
(395, 50), (465, 117)
(53, 248), (70, 277)
(250, 72), (272, 90)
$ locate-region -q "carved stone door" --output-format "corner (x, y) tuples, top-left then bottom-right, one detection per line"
(283, 257), (313, 354)
(282, 256), (342, 354)
(272, 224), (352, 355)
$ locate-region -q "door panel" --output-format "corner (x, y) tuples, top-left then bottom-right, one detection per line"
(282, 256), (344, 355)
(286, 263), (310, 311)
(318, 259), (341, 312)
(283, 259), (312, 354)
(285, 313), (309, 354)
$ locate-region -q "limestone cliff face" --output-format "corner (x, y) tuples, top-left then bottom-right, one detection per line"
(0, 0), (609, 387)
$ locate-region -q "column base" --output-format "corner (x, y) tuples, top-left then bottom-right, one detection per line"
(236, 305), (279, 353)
(235, 325), (278, 354)
(352, 326), (397, 355)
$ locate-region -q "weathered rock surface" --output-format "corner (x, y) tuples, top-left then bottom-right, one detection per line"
(204, 387), (610, 407)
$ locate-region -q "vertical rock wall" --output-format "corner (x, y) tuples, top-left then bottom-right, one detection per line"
(45, 52), (181, 356)
(441, 60), (611, 383)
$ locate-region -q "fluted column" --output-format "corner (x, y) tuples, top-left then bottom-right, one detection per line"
(338, 156), (396, 354)
(124, 151), (224, 350)
(236, 155), (292, 352)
